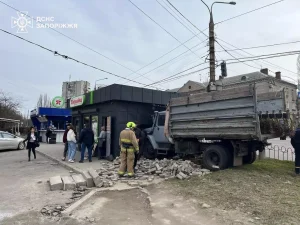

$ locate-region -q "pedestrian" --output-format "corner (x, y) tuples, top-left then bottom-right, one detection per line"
(67, 125), (77, 163)
(291, 128), (300, 175)
(23, 126), (39, 161)
(78, 124), (95, 163)
(98, 126), (107, 160)
(62, 124), (70, 161)
(133, 121), (144, 172)
(118, 122), (139, 177)
(46, 126), (52, 144)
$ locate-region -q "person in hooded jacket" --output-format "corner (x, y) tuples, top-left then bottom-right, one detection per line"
(291, 128), (300, 175)
(78, 123), (95, 163)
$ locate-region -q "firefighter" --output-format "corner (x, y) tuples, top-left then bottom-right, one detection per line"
(118, 122), (139, 177)
(291, 128), (300, 175)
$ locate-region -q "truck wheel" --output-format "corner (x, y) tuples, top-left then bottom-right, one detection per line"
(202, 145), (229, 171)
(143, 140), (156, 159)
(243, 152), (257, 164)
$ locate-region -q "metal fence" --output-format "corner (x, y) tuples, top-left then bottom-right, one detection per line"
(262, 145), (295, 162)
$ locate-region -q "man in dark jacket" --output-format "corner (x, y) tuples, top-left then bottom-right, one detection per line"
(62, 124), (70, 161)
(291, 128), (300, 175)
(46, 126), (52, 144)
(78, 124), (94, 163)
(133, 122), (145, 171)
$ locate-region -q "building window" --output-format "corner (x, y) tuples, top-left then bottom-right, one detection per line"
(241, 76), (247, 81)
(188, 85), (191, 89)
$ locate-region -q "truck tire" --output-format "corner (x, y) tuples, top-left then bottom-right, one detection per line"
(202, 145), (229, 171)
(143, 140), (156, 159)
(243, 151), (257, 164)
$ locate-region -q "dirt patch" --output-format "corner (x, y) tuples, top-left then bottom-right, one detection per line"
(166, 159), (300, 225)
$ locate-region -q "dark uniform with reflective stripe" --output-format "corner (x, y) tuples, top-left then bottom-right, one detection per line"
(118, 128), (139, 177)
(291, 128), (300, 174)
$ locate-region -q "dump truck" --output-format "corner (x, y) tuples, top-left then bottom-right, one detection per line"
(143, 84), (298, 170)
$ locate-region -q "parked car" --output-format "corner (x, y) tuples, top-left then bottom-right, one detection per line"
(0, 131), (25, 150)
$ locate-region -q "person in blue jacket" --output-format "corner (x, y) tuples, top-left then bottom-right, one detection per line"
(291, 128), (300, 175)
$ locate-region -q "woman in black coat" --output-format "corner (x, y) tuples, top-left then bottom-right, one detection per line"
(23, 127), (39, 161)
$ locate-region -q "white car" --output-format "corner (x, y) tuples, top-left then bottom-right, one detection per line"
(0, 131), (25, 150)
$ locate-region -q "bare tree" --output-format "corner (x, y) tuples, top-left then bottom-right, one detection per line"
(37, 93), (51, 108)
(0, 90), (24, 130)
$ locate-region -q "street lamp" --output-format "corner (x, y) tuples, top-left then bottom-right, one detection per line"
(200, 1), (236, 91)
(94, 78), (108, 90)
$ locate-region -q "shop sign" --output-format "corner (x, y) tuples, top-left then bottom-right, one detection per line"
(52, 96), (65, 108)
(70, 95), (85, 107)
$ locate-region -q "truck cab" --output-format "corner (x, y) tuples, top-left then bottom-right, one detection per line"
(143, 111), (173, 159)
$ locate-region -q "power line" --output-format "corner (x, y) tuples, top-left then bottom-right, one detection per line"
(215, 0), (285, 25)
(127, 0), (203, 60)
(216, 40), (300, 52)
(165, 0), (208, 38)
(159, 51), (300, 85)
(124, 39), (208, 85)
(0, 0), (166, 89)
(114, 32), (203, 83)
(223, 50), (300, 62)
(155, 0), (197, 36)
(156, 66), (210, 85)
(144, 61), (207, 87)
(226, 52), (300, 64)
(217, 38), (298, 75)
(0, 29), (160, 88)
(165, 0), (261, 71)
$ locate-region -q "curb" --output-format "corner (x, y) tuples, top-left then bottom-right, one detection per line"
(36, 149), (84, 175)
(61, 186), (139, 216)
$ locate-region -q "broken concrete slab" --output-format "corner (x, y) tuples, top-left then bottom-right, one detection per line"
(88, 169), (103, 188)
(72, 174), (87, 187)
(82, 171), (94, 188)
(49, 176), (63, 191)
(61, 176), (76, 191)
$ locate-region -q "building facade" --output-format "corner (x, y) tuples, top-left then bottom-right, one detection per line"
(69, 84), (178, 157)
(62, 81), (90, 107)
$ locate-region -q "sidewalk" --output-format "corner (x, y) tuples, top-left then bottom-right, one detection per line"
(36, 143), (108, 174)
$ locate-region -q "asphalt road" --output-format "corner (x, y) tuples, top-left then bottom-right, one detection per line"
(0, 148), (76, 224)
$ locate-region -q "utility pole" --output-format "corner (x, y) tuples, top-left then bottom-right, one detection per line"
(200, 1), (236, 91)
(208, 11), (215, 90)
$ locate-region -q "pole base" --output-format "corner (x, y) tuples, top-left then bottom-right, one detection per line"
(207, 82), (217, 92)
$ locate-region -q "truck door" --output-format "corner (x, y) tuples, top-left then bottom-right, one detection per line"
(153, 112), (169, 144)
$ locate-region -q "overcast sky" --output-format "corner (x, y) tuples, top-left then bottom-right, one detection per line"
(0, 0), (299, 114)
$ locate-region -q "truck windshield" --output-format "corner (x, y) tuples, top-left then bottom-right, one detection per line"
(157, 115), (165, 126)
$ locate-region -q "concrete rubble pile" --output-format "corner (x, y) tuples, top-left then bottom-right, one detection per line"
(106, 157), (212, 181)
(48, 158), (211, 191)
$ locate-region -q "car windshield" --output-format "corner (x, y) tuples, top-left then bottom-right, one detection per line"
(2, 133), (14, 138)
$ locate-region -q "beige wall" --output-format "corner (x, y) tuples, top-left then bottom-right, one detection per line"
(178, 81), (204, 93)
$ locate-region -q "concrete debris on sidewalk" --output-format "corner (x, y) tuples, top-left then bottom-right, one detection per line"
(110, 157), (211, 180)
(48, 158), (211, 191)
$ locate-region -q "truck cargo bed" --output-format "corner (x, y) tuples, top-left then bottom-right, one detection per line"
(168, 84), (296, 141)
